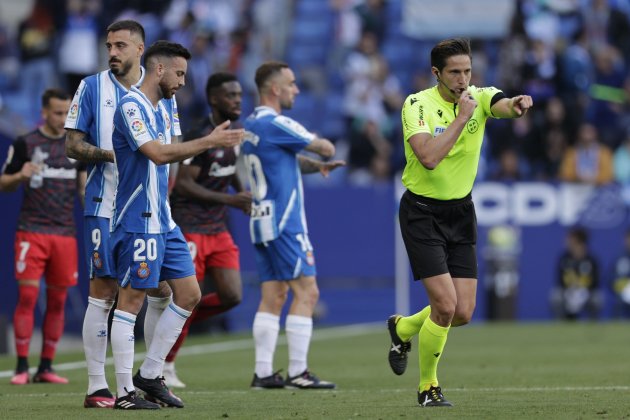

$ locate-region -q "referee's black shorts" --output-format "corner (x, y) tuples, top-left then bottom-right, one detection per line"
(399, 189), (478, 280)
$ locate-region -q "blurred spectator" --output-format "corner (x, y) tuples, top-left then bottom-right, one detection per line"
(488, 148), (527, 182)
(354, 0), (387, 44)
(521, 38), (557, 103)
(611, 229), (630, 318)
(16, 1), (58, 126)
(559, 123), (613, 185)
(557, 27), (593, 121)
(585, 44), (626, 149)
(532, 126), (567, 181)
(57, 0), (101, 93)
(329, 0), (362, 70)
(613, 128), (630, 185)
(581, 0), (630, 63)
(550, 227), (602, 320)
(342, 32), (402, 184)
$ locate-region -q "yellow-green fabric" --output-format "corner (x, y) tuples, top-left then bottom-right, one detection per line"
(401, 85), (502, 200)
(418, 317), (450, 391)
(396, 306), (431, 342)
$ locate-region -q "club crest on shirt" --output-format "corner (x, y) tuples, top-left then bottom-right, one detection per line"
(306, 251), (315, 266)
(16, 260), (26, 273)
(93, 251), (103, 269)
(137, 262), (150, 279)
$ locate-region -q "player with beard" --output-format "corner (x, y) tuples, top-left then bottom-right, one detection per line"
(165, 72), (251, 388)
(64, 20), (176, 408)
(109, 41), (243, 409)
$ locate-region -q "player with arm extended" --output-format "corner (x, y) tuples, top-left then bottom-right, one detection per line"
(164, 72), (251, 388)
(109, 40), (243, 410)
(0, 89), (86, 385)
(64, 20), (179, 408)
(242, 61), (345, 390)
(387, 38), (533, 407)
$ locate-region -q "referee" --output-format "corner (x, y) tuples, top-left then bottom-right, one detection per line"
(386, 38), (533, 407)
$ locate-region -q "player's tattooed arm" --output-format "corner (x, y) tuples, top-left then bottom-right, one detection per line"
(65, 129), (115, 163)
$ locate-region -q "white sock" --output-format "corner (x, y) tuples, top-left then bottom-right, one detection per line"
(111, 310), (137, 397)
(144, 294), (172, 352)
(83, 296), (114, 395)
(286, 314), (313, 378)
(140, 302), (191, 380)
(253, 312), (280, 378)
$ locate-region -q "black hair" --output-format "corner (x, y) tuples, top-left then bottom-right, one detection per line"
(431, 38), (472, 71)
(206, 72), (238, 98)
(106, 20), (145, 42)
(42, 88), (71, 108)
(144, 40), (191, 69)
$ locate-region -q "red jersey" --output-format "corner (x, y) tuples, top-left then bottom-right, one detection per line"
(170, 117), (241, 235)
(1, 128), (85, 236)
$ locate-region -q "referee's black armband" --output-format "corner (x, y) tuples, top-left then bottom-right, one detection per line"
(490, 92), (507, 108)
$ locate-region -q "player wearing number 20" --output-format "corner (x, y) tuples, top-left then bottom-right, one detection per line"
(242, 61), (345, 389)
(108, 41), (243, 409)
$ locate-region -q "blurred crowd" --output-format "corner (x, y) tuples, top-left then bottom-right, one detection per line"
(0, 0), (630, 187)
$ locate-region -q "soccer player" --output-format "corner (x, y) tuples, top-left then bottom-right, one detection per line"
(0, 88), (85, 385)
(242, 61), (345, 389)
(64, 20), (175, 408)
(388, 38), (533, 407)
(166, 72), (251, 388)
(110, 40), (243, 410)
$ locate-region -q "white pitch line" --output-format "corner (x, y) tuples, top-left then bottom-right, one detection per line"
(0, 322), (381, 378)
(2, 386), (629, 399)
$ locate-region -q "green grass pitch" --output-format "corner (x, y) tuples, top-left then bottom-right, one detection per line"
(0, 322), (628, 419)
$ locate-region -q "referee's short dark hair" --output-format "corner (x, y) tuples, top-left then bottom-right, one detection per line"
(206, 72), (238, 99)
(144, 40), (191, 69)
(107, 20), (145, 43)
(431, 38), (472, 71)
(42, 88), (71, 108)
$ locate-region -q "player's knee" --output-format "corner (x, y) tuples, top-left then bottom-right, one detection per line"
(90, 277), (118, 301)
(221, 289), (242, 309)
(431, 300), (456, 323)
(153, 281), (173, 298)
(17, 286), (39, 310)
(174, 286), (201, 311)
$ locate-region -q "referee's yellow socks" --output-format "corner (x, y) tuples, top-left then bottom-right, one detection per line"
(396, 306), (431, 342)
(418, 317), (450, 391)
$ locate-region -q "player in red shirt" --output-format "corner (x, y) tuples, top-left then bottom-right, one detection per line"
(0, 88), (86, 385)
(167, 72), (251, 387)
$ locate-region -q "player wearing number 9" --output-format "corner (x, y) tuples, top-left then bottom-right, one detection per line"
(242, 61), (345, 389)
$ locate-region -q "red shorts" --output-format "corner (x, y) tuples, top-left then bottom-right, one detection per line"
(184, 231), (240, 281)
(14, 231), (78, 287)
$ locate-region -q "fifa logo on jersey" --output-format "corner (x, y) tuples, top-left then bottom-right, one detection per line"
(434, 127), (446, 135)
(93, 251), (103, 269)
(137, 262), (150, 279)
